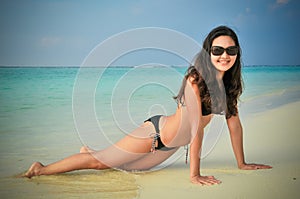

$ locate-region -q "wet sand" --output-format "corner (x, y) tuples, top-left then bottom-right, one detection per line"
(1, 101), (299, 199)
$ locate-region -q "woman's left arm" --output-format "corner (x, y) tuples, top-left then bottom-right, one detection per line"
(226, 114), (272, 170)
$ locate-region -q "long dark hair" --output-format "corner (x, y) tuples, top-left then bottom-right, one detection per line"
(174, 26), (243, 119)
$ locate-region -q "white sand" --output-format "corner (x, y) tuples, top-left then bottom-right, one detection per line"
(1, 101), (299, 199)
(136, 101), (300, 199)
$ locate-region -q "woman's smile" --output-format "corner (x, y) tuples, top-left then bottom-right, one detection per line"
(218, 59), (231, 65)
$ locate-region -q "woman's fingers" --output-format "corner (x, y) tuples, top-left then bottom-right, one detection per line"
(256, 164), (272, 169)
(191, 175), (221, 185)
(240, 163), (272, 170)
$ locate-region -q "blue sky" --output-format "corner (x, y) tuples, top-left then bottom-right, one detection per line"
(0, 0), (299, 66)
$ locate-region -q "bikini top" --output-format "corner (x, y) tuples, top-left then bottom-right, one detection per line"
(177, 95), (225, 116)
(201, 101), (225, 116)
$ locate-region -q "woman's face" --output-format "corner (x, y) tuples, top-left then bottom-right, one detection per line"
(210, 35), (237, 76)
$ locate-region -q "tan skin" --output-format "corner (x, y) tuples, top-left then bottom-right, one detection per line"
(24, 35), (272, 185)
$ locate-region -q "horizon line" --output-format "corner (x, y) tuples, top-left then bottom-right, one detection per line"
(0, 64), (299, 68)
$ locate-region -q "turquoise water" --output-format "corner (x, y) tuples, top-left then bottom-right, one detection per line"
(241, 66), (300, 100)
(1, 66), (300, 136)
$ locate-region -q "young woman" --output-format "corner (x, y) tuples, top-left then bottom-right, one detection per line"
(24, 26), (272, 185)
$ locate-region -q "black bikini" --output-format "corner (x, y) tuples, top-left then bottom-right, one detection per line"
(145, 115), (189, 164)
(144, 115), (176, 152)
(145, 103), (219, 149)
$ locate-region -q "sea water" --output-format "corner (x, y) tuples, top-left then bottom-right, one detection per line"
(1, 65), (300, 146)
(1, 66), (300, 141)
(0, 65), (300, 197)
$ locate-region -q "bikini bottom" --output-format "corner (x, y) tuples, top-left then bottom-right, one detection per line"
(144, 115), (176, 152)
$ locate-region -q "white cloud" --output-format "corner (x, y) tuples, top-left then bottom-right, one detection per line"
(39, 36), (61, 47)
(233, 7), (256, 26)
(276, 0), (289, 5)
(245, 7), (251, 14)
(131, 5), (143, 15)
(270, 0), (290, 10)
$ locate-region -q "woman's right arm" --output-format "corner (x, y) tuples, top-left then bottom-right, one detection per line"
(185, 78), (221, 185)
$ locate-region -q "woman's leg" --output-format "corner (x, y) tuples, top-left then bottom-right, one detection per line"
(89, 121), (156, 169)
(24, 121), (156, 178)
(80, 146), (95, 153)
(120, 147), (179, 171)
(24, 152), (109, 178)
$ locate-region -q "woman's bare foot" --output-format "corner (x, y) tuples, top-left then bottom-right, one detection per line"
(80, 146), (95, 153)
(23, 162), (44, 178)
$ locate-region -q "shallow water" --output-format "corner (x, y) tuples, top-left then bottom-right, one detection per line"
(1, 170), (139, 199)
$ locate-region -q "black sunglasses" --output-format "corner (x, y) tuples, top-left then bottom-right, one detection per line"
(211, 46), (239, 56)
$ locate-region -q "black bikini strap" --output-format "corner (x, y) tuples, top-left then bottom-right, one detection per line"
(150, 115), (162, 134)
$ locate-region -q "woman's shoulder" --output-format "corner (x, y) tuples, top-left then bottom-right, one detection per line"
(186, 76), (200, 95)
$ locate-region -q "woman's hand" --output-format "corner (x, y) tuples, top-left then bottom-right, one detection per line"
(239, 163), (272, 170)
(190, 175), (221, 186)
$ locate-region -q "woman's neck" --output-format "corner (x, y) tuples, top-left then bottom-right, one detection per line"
(216, 71), (225, 80)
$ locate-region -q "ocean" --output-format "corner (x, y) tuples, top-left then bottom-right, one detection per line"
(0, 65), (300, 198)
(1, 66), (299, 135)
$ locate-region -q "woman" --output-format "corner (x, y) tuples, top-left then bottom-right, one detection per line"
(24, 26), (272, 185)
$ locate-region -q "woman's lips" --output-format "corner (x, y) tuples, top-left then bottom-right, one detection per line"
(218, 59), (230, 65)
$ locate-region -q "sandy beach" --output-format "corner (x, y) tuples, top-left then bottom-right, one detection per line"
(0, 100), (298, 199)
(136, 101), (300, 199)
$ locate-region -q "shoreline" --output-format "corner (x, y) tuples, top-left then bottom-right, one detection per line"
(239, 87), (300, 117)
(0, 100), (299, 198)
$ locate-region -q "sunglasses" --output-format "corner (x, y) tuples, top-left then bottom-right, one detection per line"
(211, 46), (239, 56)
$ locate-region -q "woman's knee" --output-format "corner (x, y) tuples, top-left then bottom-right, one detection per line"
(88, 154), (110, 170)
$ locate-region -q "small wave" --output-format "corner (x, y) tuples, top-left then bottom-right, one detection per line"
(239, 88), (300, 117)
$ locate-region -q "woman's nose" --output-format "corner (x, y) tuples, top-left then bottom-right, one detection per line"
(220, 51), (229, 58)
